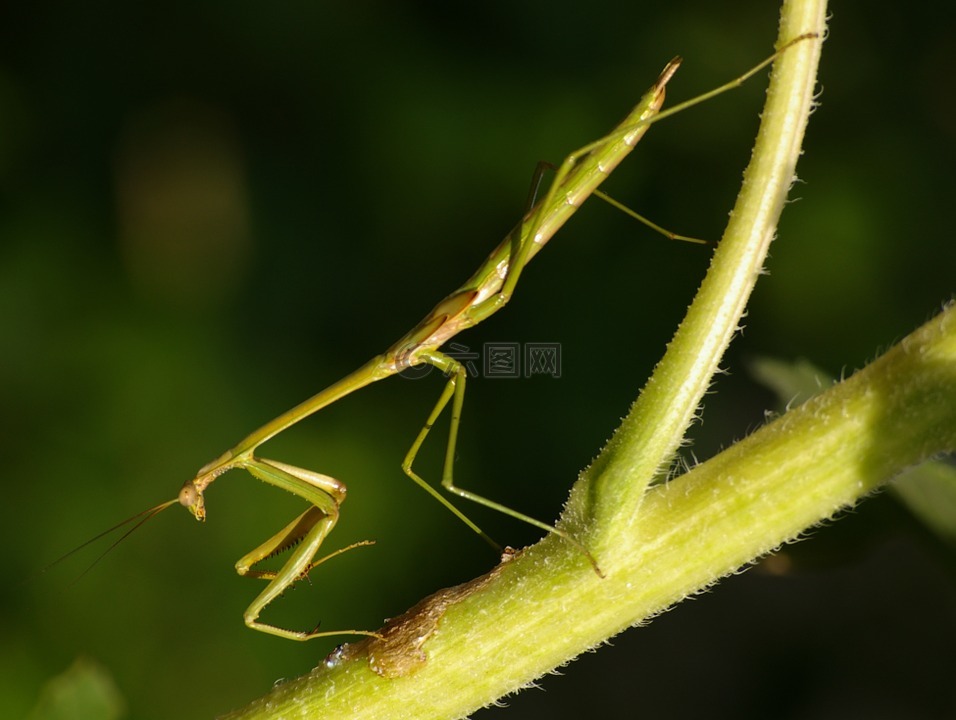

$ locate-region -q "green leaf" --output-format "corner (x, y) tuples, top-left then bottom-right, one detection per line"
(27, 659), (125, 720)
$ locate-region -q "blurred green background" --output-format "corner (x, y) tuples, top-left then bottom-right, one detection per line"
(3, 2), (955, 718)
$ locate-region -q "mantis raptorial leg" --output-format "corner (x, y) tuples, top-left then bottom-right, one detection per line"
(64, 34), (816, 641)
(232, 459), (377, 640)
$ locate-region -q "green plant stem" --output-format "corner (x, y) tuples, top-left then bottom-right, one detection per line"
(224, 306), (956, 720)
(222, 1), (956, 717)
(580, 3), (825, 559)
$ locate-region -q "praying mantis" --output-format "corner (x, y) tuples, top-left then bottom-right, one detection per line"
(70, 35), (815, 642)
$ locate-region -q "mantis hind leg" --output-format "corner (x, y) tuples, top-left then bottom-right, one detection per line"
(402, 349), (603, 576)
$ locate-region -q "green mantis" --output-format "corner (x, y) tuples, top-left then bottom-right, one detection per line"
(179, 57), (683, 641)
(73, 36), (815, 642)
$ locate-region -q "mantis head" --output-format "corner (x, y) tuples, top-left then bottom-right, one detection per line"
(178, 480), (206, 521)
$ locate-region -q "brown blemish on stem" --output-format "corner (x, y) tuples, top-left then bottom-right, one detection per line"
(333, 548), (516, 678)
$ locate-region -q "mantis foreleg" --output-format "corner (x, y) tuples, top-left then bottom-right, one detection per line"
(236, 458), (379, 640)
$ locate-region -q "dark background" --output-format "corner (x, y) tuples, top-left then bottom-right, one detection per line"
(2, 2), (955, 718)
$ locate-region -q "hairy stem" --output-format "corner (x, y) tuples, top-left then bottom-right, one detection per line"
(223, 305), (956, 720)
(579, 5), (825, 559)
